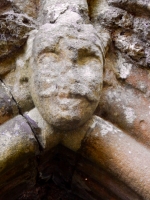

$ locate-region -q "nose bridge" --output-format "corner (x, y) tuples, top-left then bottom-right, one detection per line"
(69, 64), (82, 85)
(66, 43), (78, 61)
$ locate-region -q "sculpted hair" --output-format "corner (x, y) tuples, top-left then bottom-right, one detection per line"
(32, 22), (104, 64)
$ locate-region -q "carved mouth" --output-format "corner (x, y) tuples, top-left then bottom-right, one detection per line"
(69, 92), (99, 102)
(58, 93), (98, 105)
(57, 96), (84, 111)
(39, 89), (98, 103)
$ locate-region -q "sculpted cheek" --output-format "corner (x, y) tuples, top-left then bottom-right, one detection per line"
(29, 23), (104, 130)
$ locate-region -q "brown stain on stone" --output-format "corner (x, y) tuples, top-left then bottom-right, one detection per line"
(126, 66), (150, 95)
(87, 0), (99, 20)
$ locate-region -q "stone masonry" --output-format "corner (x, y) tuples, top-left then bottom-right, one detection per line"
(0, 0), (150, 199)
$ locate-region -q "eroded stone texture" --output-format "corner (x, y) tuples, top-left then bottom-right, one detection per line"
(0, 0), (150, 199)
(94, 0), (150, 69)
(125, 66), (150, 96)
(0, 0), (39, 18)
(26, 108), (60, 151)
(107, 0), (150, 17)
(29, 13), (104, 130)
(38, 0), (89, 25)
(80, 116), (150, 200)
(73, 156), (142, 200)
(0, 115), (39, 173)
(10, 0), (40, 18)
(2, 31), (37, 113)
(0, 80), (18, 124)
(0, 12), (35, 59)
(96, 85), (150, 147)
(0, 0), (38, 75)
(0, 115), (39, 200)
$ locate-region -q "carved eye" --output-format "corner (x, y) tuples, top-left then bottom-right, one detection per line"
(76, 48), (100, 66)
(37, 52), (58, 64)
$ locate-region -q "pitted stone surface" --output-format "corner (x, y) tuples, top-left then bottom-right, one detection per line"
(0, 115), (38, 173)
(29, 13), (104, 130)
(107, 0), (150, 17)
(0, 0), (150, 199)
(0, 81), (18, 124)
(38, 0), (89, 25)
(80, 116), (150, 200)
(0, 12), (35, 59)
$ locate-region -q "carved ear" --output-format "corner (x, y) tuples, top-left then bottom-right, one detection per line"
(24, 29), (38, 71)
(0, 12), (36, 59)
(25, 30), (38, 61)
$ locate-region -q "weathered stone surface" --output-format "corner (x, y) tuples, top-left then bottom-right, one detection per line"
(97, 8), (150, 68)
(25, 108), (150, 199)
(87, 0), (109, 20)
(0, 0), (150, 199)
(96, 85), (150, 147)
(133, 17), (150, 42)
(38, 0), (89, 25)
(60, 123), (89, 152)
(2, 32), (37, 112)
(26, 108), (92, 152)
(72, 170), (121, 200)
(0, 12), (36, 59)
(0, 0), (39, 18)
(11, 0), (39, 18)
(98, 7), (133, 29)
(0, 81), (18, 124)
(26, 108), (60, 151)
(0, 55), (16, 75)
(74, 157), (142, 200)
(107, 0), (150, 17)
(2, 69), (34, 113)
(29, 14), (104, 130)
(80, 116), (150, 200)
(125, 65), (150, 96)
(113, 31), (149, 67)
(0, 115), (39, 199)
(0, 115), (39, 174)
(0, 159), (37, 200)
(37, 145), (142, 200)
(0, 0), (38, 75)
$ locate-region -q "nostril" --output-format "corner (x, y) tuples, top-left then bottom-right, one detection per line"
(58, 93), (69, 98)
(75, 80), (80, 83)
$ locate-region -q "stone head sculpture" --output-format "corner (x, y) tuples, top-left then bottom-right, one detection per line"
(29, 13), (104, 130)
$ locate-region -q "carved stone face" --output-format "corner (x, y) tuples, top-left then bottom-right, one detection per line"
(29, 24), (103, 130)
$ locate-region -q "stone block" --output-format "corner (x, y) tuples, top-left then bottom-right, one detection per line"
(0, 81), (18, 125)
(75, 156), (142, 200)
(107, 0), (150, 17)
(0, 115), (39, 199)
(0, 12), (35, 59)
(80, 116), (150, 200)
(125, 65), (150, 96)
(72, 170), (120, 200)
(97, 85), (150, 147)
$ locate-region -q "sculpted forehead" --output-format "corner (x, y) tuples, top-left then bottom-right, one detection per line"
(32, 23), (104, 60)
(29, 22), (104, 130)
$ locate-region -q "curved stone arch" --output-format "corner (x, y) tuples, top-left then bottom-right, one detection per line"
(0, 1), (150, 199)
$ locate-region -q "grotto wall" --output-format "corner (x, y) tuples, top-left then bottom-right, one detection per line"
(0, 0), (150, 199)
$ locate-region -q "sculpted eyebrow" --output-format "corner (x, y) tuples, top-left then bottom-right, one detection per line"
(37, 46), (58, 57)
